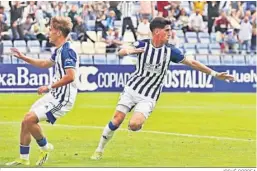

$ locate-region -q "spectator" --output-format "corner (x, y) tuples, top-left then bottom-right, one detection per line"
(52, 2), (66, 17)
(119, 1), (137, 41)
(169, 2), (181, 20)
(157, 1), (170, 18)
(109, 1), (121, 20)
(245, 1), (256, 12)
(192, 1), (206, 16)
(68, 5), (78, 31)
(215, 10), (230, 33)
(139, 1), (155, 21)
(137, 18), (151, 40)
(0, 6), (7, 22)
(178, 8), (189, 33)
(238, 16), (252, 53)
(252, 10), (256, 24)
(9, 1), (25, 40)
(188, 9), (204, 32)
(0, 14), (11, 40)
(207, 1), (220, 34)
(94, 2), (107, 35)
(23, 16), (37, 41)
(167, 8), (176, 25)
(102, 27), (123, 53)
(80, 4), (93, 23)
(106, 10), (116, 30)
(23, 1), (37, 21)
(230, 2), (244, 18)
(74, 16), (95, 43)
(228, 9), (241, 30)
(224, 29), (238, 53)
(244, 10), (252, 21)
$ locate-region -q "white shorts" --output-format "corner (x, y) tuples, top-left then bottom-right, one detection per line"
(116, 87), (156, 119)
(30, 93), (74, 124)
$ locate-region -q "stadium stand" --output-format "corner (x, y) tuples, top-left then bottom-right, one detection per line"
(0, 1), (255, 65)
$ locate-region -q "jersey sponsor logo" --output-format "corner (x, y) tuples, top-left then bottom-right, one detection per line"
(65, 58), (73, 65)
(144, 62), (162, 74)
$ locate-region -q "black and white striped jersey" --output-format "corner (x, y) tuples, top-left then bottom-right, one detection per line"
(126, 39), (185, 101)
(50, 41), (79, 104)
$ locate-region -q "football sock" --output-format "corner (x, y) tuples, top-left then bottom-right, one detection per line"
(96, 121), (118, 152)
(20, 145), (30, 160)
(36, 137), (49, 150)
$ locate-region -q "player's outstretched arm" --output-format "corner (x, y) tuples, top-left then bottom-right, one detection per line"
(38, 68), (75, 95)
(11, 48), (54, 68)
(118, 47), (144, 57)
(181, 57), (235, 82)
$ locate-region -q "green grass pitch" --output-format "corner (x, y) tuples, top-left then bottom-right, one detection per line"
(0, 93), (255, 167)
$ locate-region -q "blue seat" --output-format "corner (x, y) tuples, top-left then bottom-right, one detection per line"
(13, 40), (27, 53)
(80, 55), (93, 64)
(210, 32), (217, 43)
(185, 32), (198, 43)
(27, 40), (41, 53)
(196, 44), (209, 54)
(198, 32), (209, 39)
(198, 32), (210, 43)
(184, 43), (196, 54)
(221, 55), (234, 65)
(209, 43), (221, 55)
(233, 55), (245, 65)
(208, 55), (221, 65)
(195, 55), (208, 65)
(2, 55), (12, 64)
(176, 31), (185, 44)
(245, 55), (256, 65)
(107, 54), (119, 64)
(94, 54), (106, 64)
(2, 40), (13, 54)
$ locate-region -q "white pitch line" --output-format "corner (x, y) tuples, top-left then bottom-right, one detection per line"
(0, 121), (255, 142)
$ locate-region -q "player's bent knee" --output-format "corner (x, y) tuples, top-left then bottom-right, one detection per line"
(23, 112), (39, 125)
(128, 122), (142, 131)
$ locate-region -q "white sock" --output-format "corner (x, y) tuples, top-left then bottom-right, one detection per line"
(96, 124), (115, 152)
(20, 154), (29, 160)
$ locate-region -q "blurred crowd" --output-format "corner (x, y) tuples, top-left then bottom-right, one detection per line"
(0, 1), (256, 54)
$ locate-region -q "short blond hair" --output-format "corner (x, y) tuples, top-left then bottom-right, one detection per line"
(51, 16), (73, 37)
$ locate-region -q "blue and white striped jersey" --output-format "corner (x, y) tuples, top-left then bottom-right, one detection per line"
(126, 39), (185, 101)
(50, 41), (79, 104)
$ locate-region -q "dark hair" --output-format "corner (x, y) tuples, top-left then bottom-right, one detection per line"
(150, 17), (171, 32)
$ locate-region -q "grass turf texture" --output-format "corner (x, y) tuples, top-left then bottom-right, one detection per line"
(0, 93), (255, 167)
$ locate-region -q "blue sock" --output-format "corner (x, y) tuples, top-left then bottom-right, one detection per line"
(20, 145), (30, 160)
(108, 121), (118, 131)
(20, 145), (30, 155)
(36, 137), (47, 147)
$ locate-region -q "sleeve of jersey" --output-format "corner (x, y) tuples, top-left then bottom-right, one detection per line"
(62, 49), (77, 69)
(170, 47), (186, 63)
(132, 40), (145, 48)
